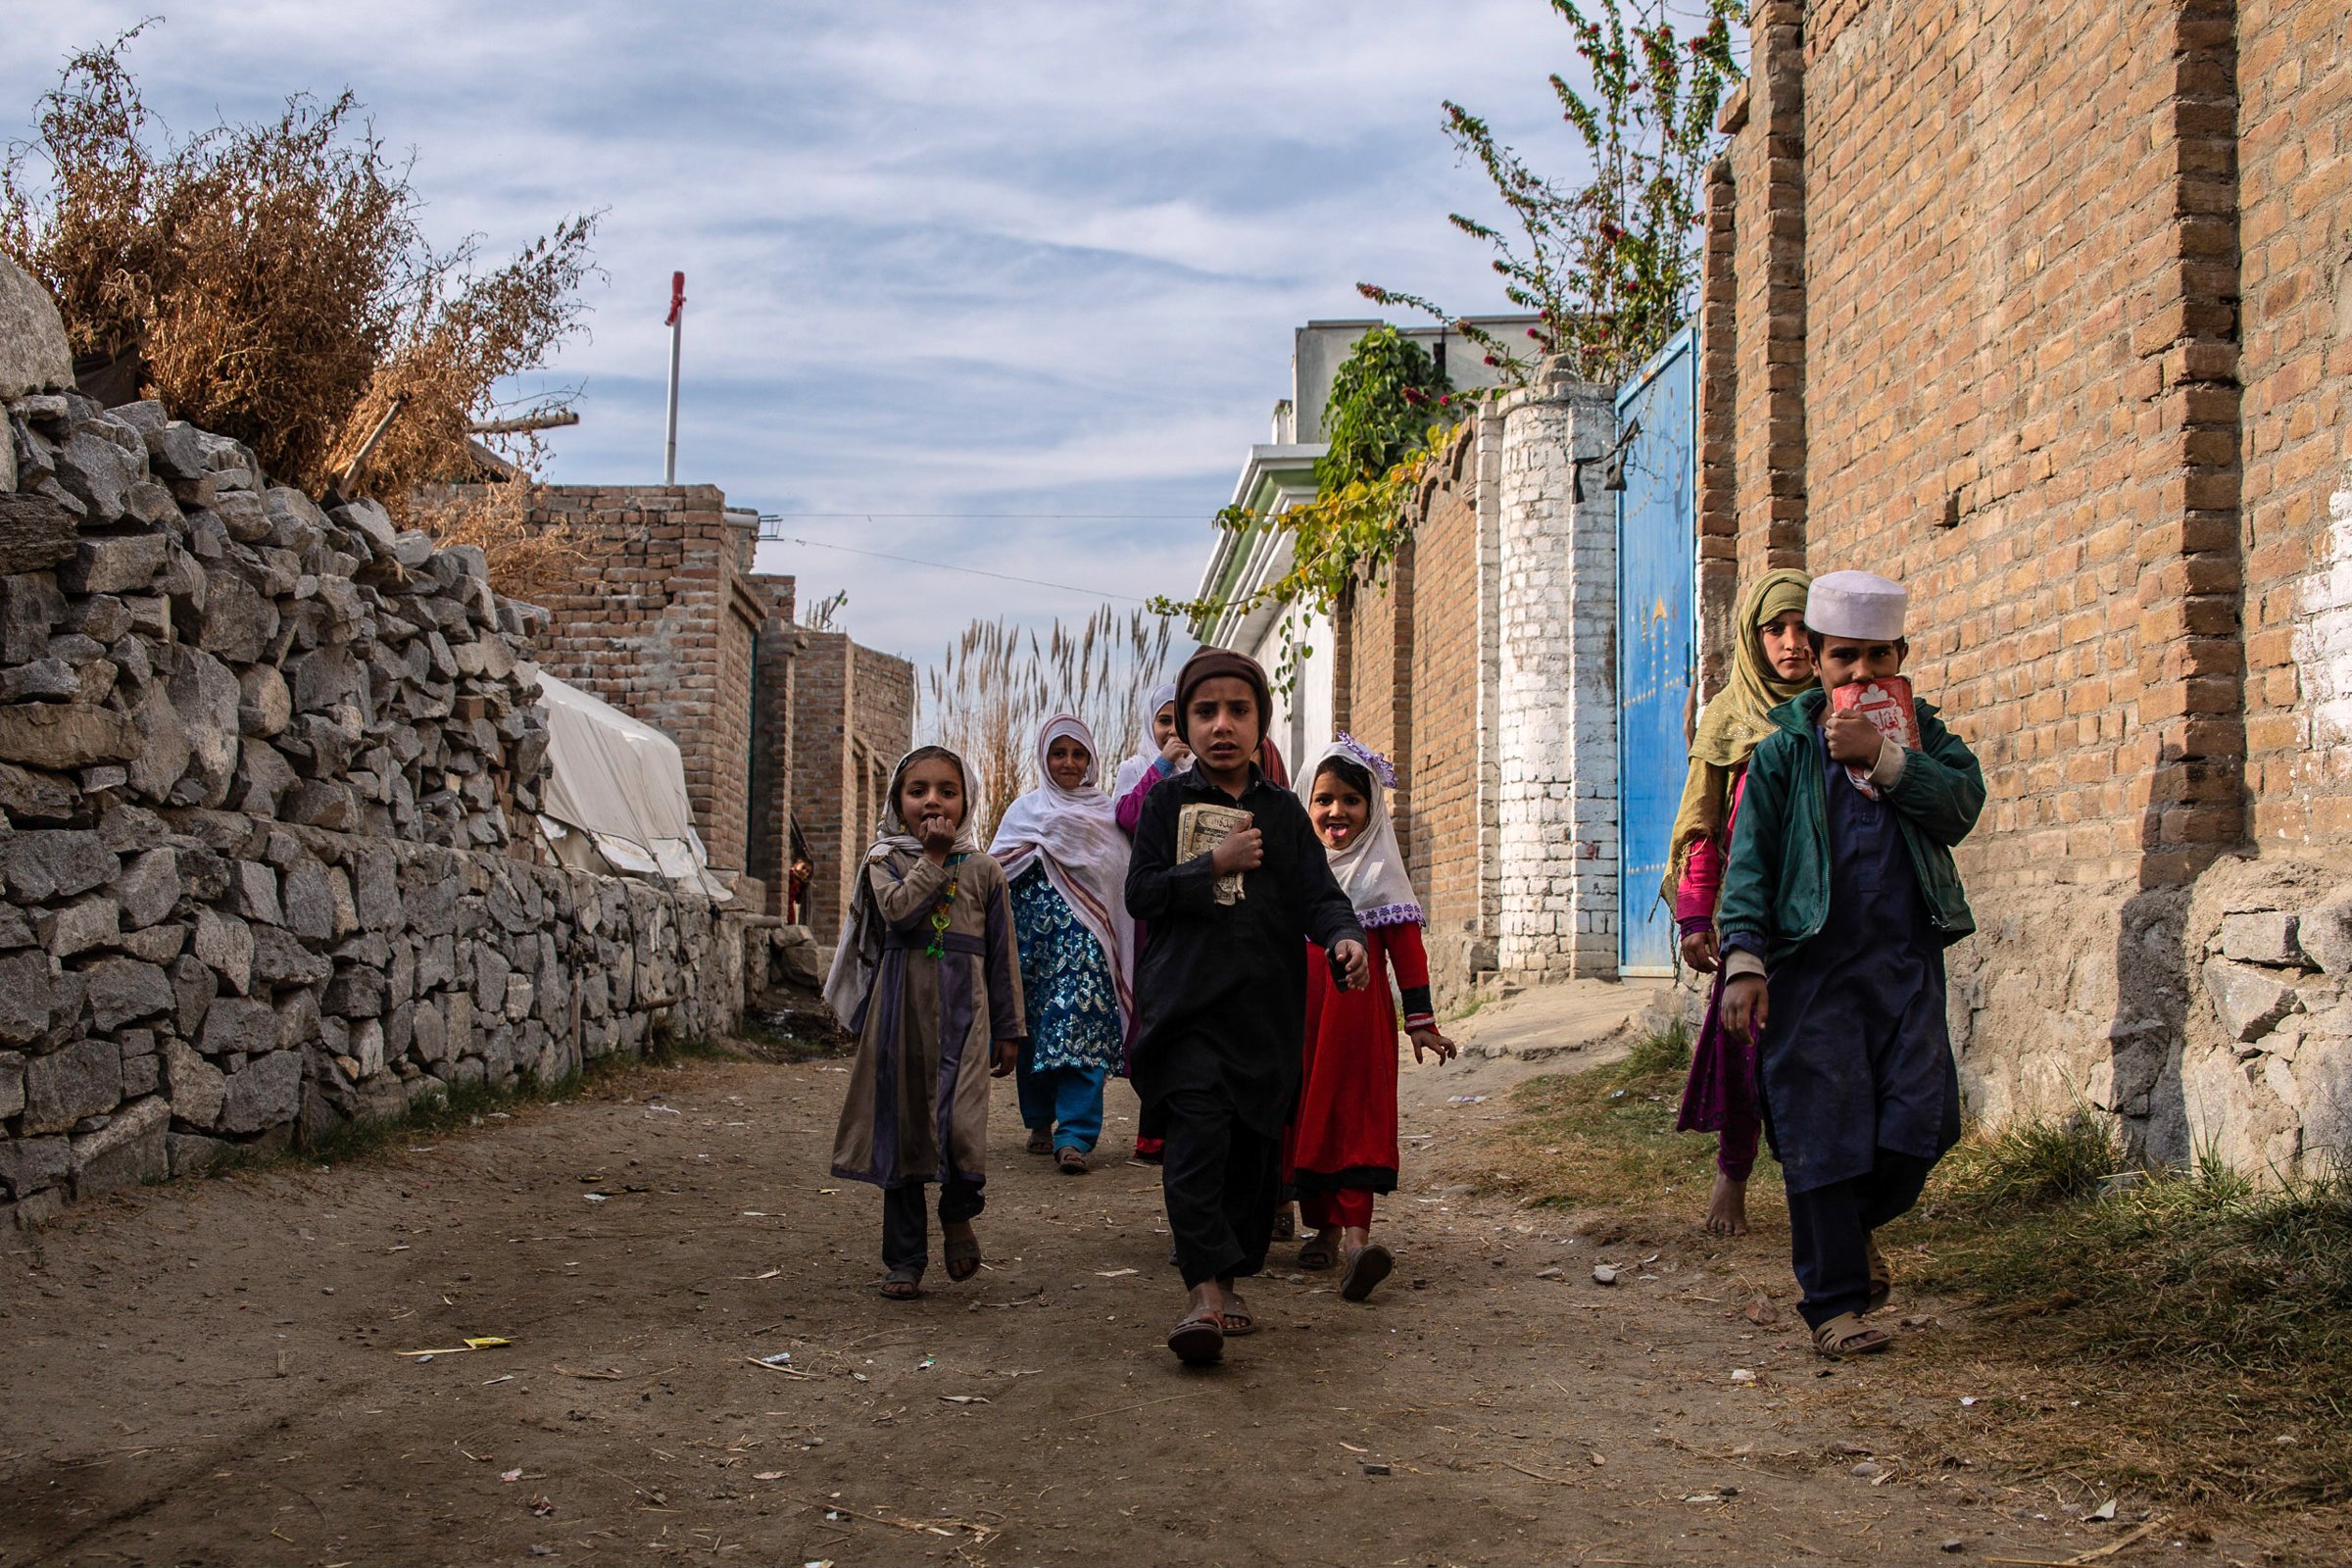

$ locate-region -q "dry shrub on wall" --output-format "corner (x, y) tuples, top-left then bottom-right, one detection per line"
(0, 25), (595, 505)
(408, 475), (589, 607)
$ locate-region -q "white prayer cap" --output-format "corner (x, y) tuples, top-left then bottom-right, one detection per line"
(1805, 570), (1908, 640)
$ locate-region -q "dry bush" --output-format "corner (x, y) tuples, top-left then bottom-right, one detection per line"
(1, 24), (595, 504)
(922, 607), (1177, 839)
(409, 475), (588, 606)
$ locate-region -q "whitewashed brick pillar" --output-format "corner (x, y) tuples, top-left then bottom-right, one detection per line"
(1496, 370), (1619, 982)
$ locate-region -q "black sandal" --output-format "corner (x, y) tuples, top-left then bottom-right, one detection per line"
(1056, 1147), (1088, 1175)
(943, 1223), (982, 1283)
(1025, 1128), (1053, 1156)
(879, 1268), (922, 1300)
(1220, 1294), (1257, 1336)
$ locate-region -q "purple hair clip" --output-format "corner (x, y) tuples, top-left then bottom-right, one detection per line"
(1333, 732), (1396, 791)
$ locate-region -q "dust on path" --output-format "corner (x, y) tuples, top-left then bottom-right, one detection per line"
(1, 1024), (2208, 1568)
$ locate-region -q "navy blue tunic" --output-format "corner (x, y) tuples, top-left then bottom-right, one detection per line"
(1756, 737), (1963, 1195)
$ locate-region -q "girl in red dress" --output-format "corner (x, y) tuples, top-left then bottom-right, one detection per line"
(1290, 736), (1456, 1302)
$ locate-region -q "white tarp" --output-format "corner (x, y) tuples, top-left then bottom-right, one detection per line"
(535, 672), (730, 901)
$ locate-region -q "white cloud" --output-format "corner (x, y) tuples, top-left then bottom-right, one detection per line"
(5, 0), (1610, 658)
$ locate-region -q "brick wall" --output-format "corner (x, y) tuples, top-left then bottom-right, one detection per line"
(790, 633), (913, 941)
(1407, 417), (1505, 997)
(2240, 0), (2352, 843)
(1701, 0), (2352, 1170)
(524, 488), (750, 870)
(1496, 374), (1620, 982)
(747, 572), (797, 915)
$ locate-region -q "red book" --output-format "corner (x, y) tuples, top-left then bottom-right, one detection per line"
(1830, 675), (1919, 798)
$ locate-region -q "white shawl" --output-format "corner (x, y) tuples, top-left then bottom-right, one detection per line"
(1111, 682), (1180, 800)
(1298, 734), (1425, 929)
(988, 715), (1137, 1028)
(821, 747), (986, 1028)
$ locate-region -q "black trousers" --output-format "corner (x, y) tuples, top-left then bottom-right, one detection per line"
(880, 1177), (984, 1277)
(1784, 1149), (1935, 1328)
(1158, 1086), (1281, 1289)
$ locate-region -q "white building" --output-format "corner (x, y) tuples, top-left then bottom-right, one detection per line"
(1188, 318), (1536, 775)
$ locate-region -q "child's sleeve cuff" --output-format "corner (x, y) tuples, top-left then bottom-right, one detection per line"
(1722, 948), (1768, 981)
(1870, 735), (1907, 790)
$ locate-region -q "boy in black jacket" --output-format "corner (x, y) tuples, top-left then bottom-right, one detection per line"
(1126, 648), (1368, 1366)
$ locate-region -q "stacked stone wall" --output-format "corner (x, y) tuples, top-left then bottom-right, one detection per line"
(0, 276), (742, 1224)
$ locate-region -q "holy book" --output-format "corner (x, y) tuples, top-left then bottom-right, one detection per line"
(1176, 803), (1254, 905)
(1830, 675), (1919, 799)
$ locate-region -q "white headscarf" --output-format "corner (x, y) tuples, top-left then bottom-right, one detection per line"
(989, 715), (1136, 1028)
(1112, 682), (1180, 800)
(1297, 734), (1424, 929)
(822, 746), (986, 1028)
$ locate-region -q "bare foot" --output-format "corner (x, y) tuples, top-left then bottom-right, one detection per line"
(1704, 1173), (1749, 1236)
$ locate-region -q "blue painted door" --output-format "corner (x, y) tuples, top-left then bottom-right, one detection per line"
(1616, 327), (1697, 976)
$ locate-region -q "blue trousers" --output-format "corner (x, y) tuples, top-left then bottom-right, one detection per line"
(1017, 1052), (1107, 1152)
(1785, 1148), (1935, 1328)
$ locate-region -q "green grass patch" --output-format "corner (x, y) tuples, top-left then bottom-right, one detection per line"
(1456, 1018), (1787, 1227)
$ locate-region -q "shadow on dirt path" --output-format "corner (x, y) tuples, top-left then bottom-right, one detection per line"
(0, 1029), (2205, 1568)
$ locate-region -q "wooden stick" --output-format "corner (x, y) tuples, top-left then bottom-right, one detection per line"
(1075, 1390), (1205, 1422)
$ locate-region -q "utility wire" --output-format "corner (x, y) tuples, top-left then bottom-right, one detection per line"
(758, 530), (1155, 605)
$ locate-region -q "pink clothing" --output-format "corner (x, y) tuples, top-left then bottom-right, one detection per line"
(1673, 766), (1760, 1183)
(1673, 769), (1745, 927)
(1115, 757), (1177, 837)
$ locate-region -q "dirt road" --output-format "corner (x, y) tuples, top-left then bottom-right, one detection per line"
(1, 1007), (2214, 1567)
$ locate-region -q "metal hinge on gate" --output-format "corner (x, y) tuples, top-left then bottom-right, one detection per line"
(1572, 416), (1642, 503)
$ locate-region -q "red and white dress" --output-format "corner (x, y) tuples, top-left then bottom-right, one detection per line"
(1287, 736), (1432, 1234)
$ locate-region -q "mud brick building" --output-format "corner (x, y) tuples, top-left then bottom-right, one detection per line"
(521, 486), (910, 922)
(1691, 0), (2352, 1170)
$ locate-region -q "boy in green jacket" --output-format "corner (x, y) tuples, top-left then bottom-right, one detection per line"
(1717, 571), (1985, 1358)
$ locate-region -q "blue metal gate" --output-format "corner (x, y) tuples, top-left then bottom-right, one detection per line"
(1615, 327), (1697, 976)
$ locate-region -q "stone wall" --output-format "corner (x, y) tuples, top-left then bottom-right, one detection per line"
(1700, 1), (2352, 1171)
(0, 268), (743, 1224)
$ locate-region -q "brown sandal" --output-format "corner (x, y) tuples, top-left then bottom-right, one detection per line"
(1025, 1128), (1053, 1156)
(1812, 1312), (1891, 1358)
(1864, 1236), (1891, 1313)
(1056, 1147), (1088, 1175)
(1167, 1307), (1224, 1365)
(943, 1223), (982, 1283)
(1220, 1295), (1257, 1336)
(879, 1268), (922, 1300)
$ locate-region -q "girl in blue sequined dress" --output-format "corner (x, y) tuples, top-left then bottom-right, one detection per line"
(989, 715), (1137, 1174)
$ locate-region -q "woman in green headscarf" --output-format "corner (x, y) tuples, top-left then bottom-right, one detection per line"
(1668, 566), (1814, 1236)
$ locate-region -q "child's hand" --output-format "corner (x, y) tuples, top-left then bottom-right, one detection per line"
(1160, 738), (1194, 767)
(1827, 710), (1887, 767)
(919, 816), (957, 860)
(990, 1039), (1019, 1077)
(1409, 1025), (1457, 1064)
(1210, 827), (1264, 877)
(1681, 928), (1720, 973)
(1721, 975), (1770, 1044)
(1332, 939), (1370, 992)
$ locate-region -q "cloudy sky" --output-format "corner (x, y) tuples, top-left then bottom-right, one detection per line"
(7, 2), (1612, 664)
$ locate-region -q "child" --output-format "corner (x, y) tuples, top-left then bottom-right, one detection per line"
(1114, 682), (1187, 1165)
(1114, 682), (1188, 827)
(1126, 648), (1369, 1365)
(989, 715), (1136, 1175)
(1291, 736), (1456, 1302)
(1716, 571), (1984, 1358)
(1666, 567), (1815, 1236)
(825, 747), (1025, 1299)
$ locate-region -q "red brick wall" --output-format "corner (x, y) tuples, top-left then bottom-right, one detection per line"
(747, 572), (798, 914)
(2237, 0), (2352, 844)
(1406, 426), (1497, 993)
(1706, 0), (2257, 898)
(1338, 550), (1414, 853)
(791, 632), (914, 940)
